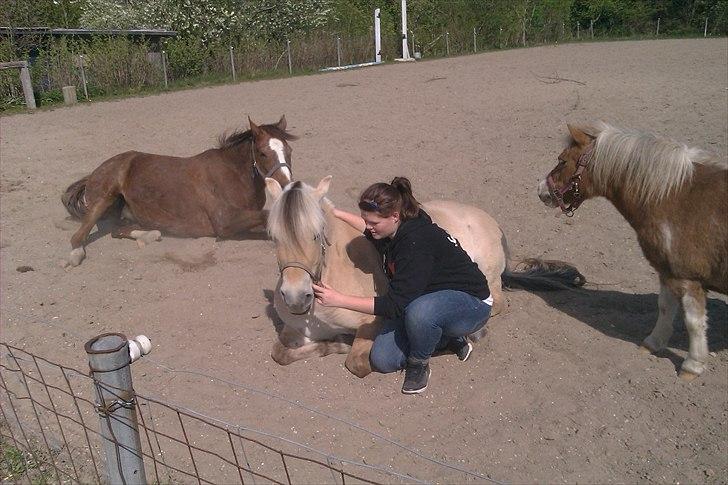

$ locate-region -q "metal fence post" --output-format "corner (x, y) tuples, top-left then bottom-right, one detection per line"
(656, 17), (660, 36)
(590, 19), (594, 39)
(161, 50), (168, 88)
(286, 39), (292, 75)
(704, 17), (708, 37)
(336, 36), (341, 67)
(86, 333), (151, 485)
(445, 31), (449, 56)
(229, 46), (236, 81)
(374, 8), (382, 62)
(78, 55), (89, 100)
(577, 21), (580, 40)
(473, 27), (477, 52)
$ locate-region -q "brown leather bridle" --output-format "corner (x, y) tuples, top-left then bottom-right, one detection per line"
(277, 234), (327, 283)
(546, 143), (595, 217)
(276, 232), (330, 315)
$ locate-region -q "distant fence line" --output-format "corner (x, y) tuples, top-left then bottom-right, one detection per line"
(0, 336), (499, 484)
(0, 14), (723, 112)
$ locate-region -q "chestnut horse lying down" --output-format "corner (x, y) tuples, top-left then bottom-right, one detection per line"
(265, 176), (585, 377)
(61, 116), (296, 266)
(538, 122), (727, 380)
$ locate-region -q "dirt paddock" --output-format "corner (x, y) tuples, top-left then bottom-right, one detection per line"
(1, 38), (727, 483)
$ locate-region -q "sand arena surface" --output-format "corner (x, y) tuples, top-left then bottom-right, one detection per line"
(1, 38), (727, 483)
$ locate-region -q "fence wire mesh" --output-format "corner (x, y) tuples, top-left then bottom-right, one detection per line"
(1, 341), (497, 484)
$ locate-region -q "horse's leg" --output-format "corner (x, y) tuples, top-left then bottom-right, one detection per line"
(68, 195), (118, 266)
(344, 321), (381, 378)
(489, 278), (505, 317)
(271, 325), (350, 365)
(211, 209), (268, 238)
(111, 224), (162, 247)
(641, 278), (679, 354)
(676, 281), (709, 380)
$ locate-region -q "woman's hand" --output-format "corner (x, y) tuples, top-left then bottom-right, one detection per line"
(312, 282), (343, 307)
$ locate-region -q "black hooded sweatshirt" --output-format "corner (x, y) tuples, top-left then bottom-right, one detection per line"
(365, 209), (490, 319)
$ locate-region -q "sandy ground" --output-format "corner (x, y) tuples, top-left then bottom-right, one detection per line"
(1, 38), (727, 484)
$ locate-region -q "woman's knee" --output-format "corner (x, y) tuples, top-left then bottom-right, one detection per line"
(369, 341), (406, 373)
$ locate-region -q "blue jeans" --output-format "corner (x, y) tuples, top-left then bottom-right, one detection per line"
(369, 290), (492, 373)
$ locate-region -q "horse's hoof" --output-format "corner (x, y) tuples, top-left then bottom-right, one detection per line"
(142, 230), (162, 243)
(639, 344), (654, 355)
(131, 230), (162, 245)
(678, 370), (699, 382)
(68, 248), (86, 267)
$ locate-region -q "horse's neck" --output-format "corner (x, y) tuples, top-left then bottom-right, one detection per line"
(320, 200), (384, 287)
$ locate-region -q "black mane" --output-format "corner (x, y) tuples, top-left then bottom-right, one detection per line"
(217, 123), (297, 150)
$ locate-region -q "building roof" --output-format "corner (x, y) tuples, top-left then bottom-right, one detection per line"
(0, 27), (177, 38)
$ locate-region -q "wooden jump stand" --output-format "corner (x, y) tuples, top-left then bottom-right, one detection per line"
(0, 60), (36, 109)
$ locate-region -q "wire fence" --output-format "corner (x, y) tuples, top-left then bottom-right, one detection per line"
(0, 336), (500, 484)
(1, 12), (724, 112)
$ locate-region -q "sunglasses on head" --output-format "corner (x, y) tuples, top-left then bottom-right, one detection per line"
(358, 199), (382, 212)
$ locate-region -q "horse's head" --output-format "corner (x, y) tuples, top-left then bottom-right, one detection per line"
(538, 123), (598, 216)
(266, 176), (332, 314)
(249, 115), (296, 187)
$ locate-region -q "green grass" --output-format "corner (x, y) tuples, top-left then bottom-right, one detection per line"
(0, 436), (52, 484)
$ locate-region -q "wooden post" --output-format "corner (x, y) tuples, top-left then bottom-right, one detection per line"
(62, 86), (77, 105)
(445, 31), (449, 56)
(0, 61), (36, 110)
(286, 40), (292, 75)
(656, 17), (660, 36)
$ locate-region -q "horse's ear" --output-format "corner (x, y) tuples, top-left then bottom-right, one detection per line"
(276, 115), (287, 131)
(314, 175), (332, 199)
(249, 117), (263, 138)
(567, 124), (595, 147)
(265, 177), (283, 201)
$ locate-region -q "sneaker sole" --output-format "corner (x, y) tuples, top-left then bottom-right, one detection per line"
(401, 368), (432, 395)
(459, 342), (474, 362)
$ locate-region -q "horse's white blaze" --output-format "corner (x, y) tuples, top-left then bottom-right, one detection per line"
(269, 138), (292, 181)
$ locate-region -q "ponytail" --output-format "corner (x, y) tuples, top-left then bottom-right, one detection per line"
(358, 176), (421, 220)
(389, 177), (420, 219)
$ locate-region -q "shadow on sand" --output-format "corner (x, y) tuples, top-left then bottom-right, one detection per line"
(527, 285), (728, 370)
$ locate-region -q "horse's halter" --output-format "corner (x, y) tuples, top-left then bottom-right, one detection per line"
(250, 139), (291, 180)
(546, 142), (595, 217)
(277, 231), (331, 300)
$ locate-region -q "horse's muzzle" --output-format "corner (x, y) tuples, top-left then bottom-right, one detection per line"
(537, 179), (557, 207)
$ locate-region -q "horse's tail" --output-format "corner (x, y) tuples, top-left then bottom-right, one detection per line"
(61, 176), (89, 220)
(502, 258), (586, 290)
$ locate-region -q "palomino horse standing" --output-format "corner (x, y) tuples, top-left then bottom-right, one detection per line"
(538, 122), (727, 379)
(266, 176), (584, 377)
(61, 116), (296, 266)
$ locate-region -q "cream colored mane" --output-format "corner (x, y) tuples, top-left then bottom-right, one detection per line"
(587, 121), (724, 205)
(267, 181), (327, 255)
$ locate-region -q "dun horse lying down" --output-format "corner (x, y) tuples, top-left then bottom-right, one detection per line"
(539, 122), (727, 380)
(265, 176), (585, 377)
(61, 116), (295, 266)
